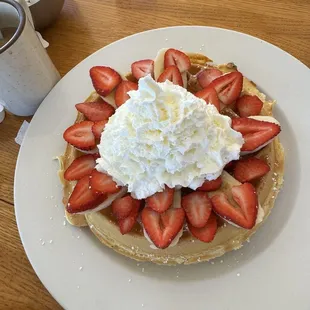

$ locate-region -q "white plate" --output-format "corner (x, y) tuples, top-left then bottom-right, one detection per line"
(15, 26), (310, 310)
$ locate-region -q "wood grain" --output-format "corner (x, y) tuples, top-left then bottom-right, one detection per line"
(0, 201), (62, 310)
(0, 0), (309, 308)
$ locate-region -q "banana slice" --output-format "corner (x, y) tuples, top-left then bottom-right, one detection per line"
(100, 92), (116, 109)
(154, 48), (168, 81)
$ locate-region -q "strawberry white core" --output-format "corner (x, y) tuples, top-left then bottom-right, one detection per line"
(96, 75), (243, 199)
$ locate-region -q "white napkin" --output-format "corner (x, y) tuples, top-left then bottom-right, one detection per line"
(15, 120), (30, 145)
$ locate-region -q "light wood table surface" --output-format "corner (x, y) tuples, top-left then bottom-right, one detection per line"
(0, 0), (309, 308)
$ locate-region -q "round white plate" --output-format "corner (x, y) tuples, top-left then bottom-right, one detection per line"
(15, 26), (310, 310)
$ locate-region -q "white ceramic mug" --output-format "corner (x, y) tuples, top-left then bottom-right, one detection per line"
(0, 0), (60, 116)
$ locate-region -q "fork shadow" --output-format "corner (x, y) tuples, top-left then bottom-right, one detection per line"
(86, 108), (297, 282)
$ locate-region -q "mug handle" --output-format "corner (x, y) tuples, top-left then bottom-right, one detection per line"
(14, 0), (34, 27)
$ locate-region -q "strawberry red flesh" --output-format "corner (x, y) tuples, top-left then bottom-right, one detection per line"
(90, 169), (120, 194)
(157, 65), (183, 86)
(118, 199), (141, 235)
(66, 175), (106, 214)
(232, 118), (281, 152)
(188, 212), (218, 243)
(112, 195), (140, 220)
(195, 86), (221, 111)
(131, 59), (154, 80)
(211, 183), (258, 229)
(115, 80), (138, 107)
(181, 191), (212, 228)
(90, 66), (122, 96)
(236, 95), (263, 117)
(197, 177), (222, 192)
(234, 157), (270, 183)
(209, 71), (243, 105)
(146, 186), (174, 213)
(197, 68), (222, 88)
(141, 207), (185, 249)
(92, 120), (107, 140)
(63, 121), (96, 150)
(64, 154), (98, 181)
(75, 101), (115, 122)
(164, 48), (191, 73)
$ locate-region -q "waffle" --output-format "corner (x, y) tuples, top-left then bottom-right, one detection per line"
(58, 53), (284, 265)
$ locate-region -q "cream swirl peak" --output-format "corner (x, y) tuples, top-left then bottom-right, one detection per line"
(96, 75), (244, 199)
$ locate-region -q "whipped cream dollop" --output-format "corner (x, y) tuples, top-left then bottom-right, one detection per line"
(96, 75), (243, 199)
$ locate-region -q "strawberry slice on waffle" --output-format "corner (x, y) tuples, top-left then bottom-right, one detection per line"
(146, 186), (174, 214)
(232, 118), (281, 152)
(234, 157), (270, 183)
(142, 207), (185, 249)
(211, 183), (258, 229)
(63, 121), (96, 151)
(236, 95), (263, 117)
(76, 101), (115, 122)
(182, 191), (212, 228)
(209, 71), (243, 105)
(157, 65), (183, 86)
(197, 68), (222, 88)
(64, 154), (99, 181)
(188, 212), (218, 243)
(131, 59), (154, 80)
(90, 66), (122, 96)
(195, 86), (221, 111)
(164, 48), (191, 73)
(66, 176), (106, 214)
(115, 80), (138, 107)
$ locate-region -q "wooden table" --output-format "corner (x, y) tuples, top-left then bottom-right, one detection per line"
(0, 0), (309, 308)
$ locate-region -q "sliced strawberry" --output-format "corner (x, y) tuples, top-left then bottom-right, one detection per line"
(224, 160), (236, 171)
(234, 157), (270, 183)
(112, 195), (140, 220)
(236, 95), (263, 117)
(188, 212), (218, 243)
(131, 59), (154, 80)
(181, 191), (212, 228)
(90, 169), (120, 194)
(118, 200), (141, 235)
(64, 154), (99, 181)
(164, 48), (191, 73)
(66, 175), (106, 214)
(209, 71), (243, 105)
(115, 80), (138, 107)
(92, 120), (107, 140)
(197, 177), (222, 192)
(75, 101), (115, 122)
(211, 183), (258, 229)
(90, 66), (122, 96)
(197, 68), (222, 88)
(141, 207), (185, 249)
(157, 65), (183, 86)
(195, 86), (220, 111)
(63, 121), (96, 150)
(232, 118), (281, 152)
(146, 186), (174, 213)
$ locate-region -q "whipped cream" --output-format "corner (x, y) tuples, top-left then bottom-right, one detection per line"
(96, 75), (243, 199)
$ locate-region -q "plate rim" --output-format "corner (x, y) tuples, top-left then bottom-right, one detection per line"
(14, 25), (310, 309)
